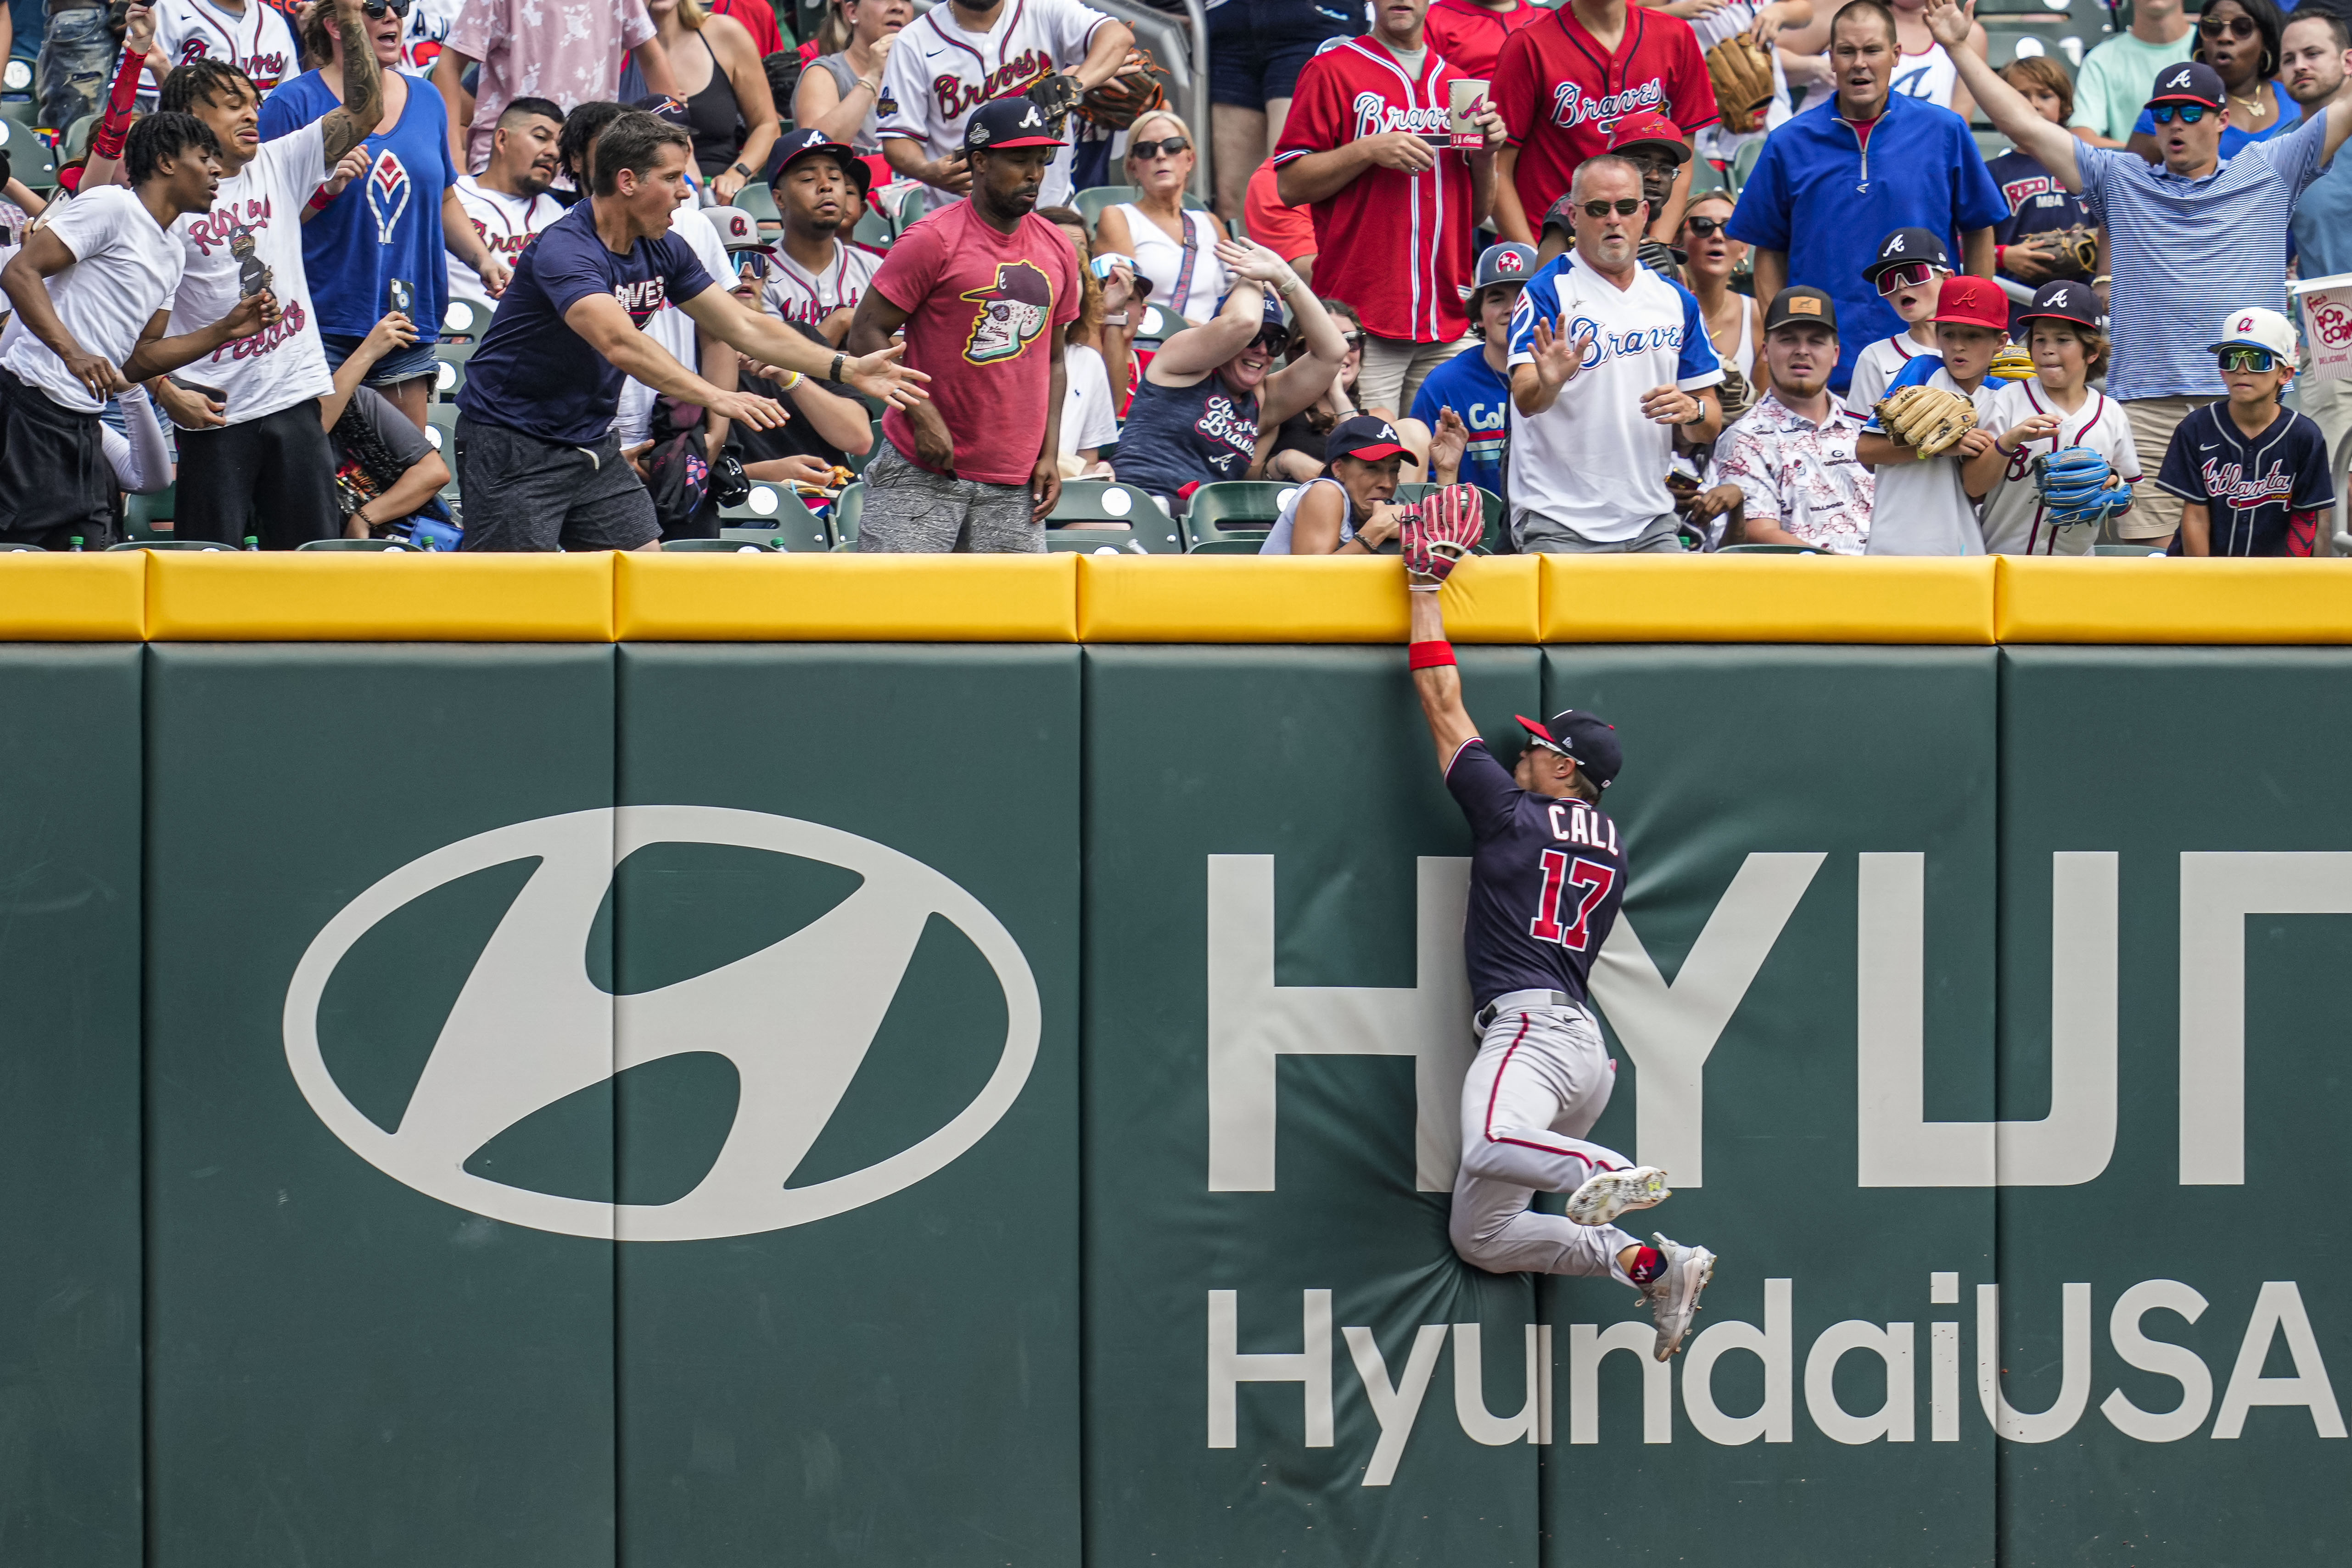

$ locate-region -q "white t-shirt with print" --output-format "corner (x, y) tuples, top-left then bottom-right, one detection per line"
(1, 186), (186, 413)
(168, 120), (335, 424)
(1974, 380), (2142, 555)
(1061, 341), (1117, 457)
(1862, 362), (2002, 555)
(447, 175), (560, 311)
(1847, 329), (1937, 415)
(760, 238), (881, 334)
(614, 204), (731, 445)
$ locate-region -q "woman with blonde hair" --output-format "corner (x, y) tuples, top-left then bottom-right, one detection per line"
(794, 0), (913, 157)
(633, 0), (782, 203)
(1095, 109), (1231, 328)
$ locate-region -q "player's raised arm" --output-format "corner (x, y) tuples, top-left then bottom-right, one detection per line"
(1408, 591), (1479, 771)
(1400, 497), (1490, 770)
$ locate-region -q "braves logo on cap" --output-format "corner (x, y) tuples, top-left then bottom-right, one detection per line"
(2160, 65), (2193, 90)
(1882, 234), (1908, 257)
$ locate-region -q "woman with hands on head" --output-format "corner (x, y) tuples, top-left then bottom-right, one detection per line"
(1110, 236), (1353, 510)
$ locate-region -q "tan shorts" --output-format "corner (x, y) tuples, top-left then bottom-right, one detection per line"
(1356, 330), (1474, 421)
(2118, 395), (2216, 542)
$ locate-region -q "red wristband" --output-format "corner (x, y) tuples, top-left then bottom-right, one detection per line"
(306, 185), (336, 214)
(1408, 639), (1456, 670)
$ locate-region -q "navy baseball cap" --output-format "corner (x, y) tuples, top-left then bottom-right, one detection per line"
(2017, 278), (2100, 328)
(772, 126), (857, 179)
(1213, 285), (1289, 351)
(2148, 60), (2225, 108)
(1325, 414), (1416, 465)
(1475, 241), (1538, 294)
(1862, 227), (1953, 284)
(965, 97), (1065, 152)
(1516, 710), (1622, 789)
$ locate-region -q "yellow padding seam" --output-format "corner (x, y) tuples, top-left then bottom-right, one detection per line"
(1996, 555), (2352, 644)
(0, 553), (146, 640)
(617, 552), (1078, 641)
(145, 552), (617, 641)
(1076, 554), (1539, 642)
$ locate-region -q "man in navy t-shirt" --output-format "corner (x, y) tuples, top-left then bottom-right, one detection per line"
(1403, 554), (1719, 1360)
(455, 109), (927, 551)
(1408, 241), (1531, 499)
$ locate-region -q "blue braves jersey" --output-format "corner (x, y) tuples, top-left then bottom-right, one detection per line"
(1446, 738), (1627, 1011)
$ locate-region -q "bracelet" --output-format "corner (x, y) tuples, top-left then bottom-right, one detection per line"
(1408, 639), (1456, 670)
(778, 369), (803, 390)
(1275, 273), (1299, 298)
(1994, 244), (2007, 271)
(830, 352), (846, 384)
(856, 78), (880, 94)
(2091, 274), (2111, 286)
(1994, 439), (2016, 456)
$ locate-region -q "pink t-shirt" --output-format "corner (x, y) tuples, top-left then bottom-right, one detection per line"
(873, 202), (1080, 487)
(447, 0), (657, 172)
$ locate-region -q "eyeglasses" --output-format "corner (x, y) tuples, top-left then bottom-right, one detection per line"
(2218, 346), (2277, 372)
(1129, 135), (1191, 159)
(359, 0), (413, 17)
(1876, 261), (1934, 295)
(1581, 198), (1646, 218)
(732, 251), (772, 281)
(2149, 103), (2213, 124)
(2198, 15), (2257, 39)
(1683, 214), (1727, 237)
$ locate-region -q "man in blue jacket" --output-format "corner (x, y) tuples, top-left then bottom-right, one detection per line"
(1726, 0), (2006, 395)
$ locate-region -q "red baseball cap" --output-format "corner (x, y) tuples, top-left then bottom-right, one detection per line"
(1932, 275), (2010, 332)
(1605, 112), (1692, 165)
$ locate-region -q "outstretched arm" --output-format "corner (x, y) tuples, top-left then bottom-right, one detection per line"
(1926, 0), (2081, 189)
(319, 0), (387, 163)
(1409, 591), (1479, 771)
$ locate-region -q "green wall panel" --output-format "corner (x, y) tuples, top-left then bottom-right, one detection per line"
(610, 645), (1081, 1568)
(1083, 645), (1546, 1568)
(144, 645), (618, 1568)
(0, 647), (143, 1567)
(1995, 648), (2352, 1566)
(1540, 647), (1998, 1567)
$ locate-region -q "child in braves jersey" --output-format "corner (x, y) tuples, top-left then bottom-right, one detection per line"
(1846, 226), (1951, 414)
(2159, 308), (2335, 557)
(1401, 576), (1716, 1362)
(1962, 280), (2139, 555)
(1856, 273), (2006, 554)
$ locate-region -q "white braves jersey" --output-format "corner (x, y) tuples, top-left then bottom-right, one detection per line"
(400, 0), (462, 74)
(875, 0), (1114, 208)
(1974, 380), (2141, 555)
(1846, 329), (1936, 415)
(1861, 364), (2001, 556)
(150, 0), (298, 99)
(446, 175), (559, 311)
(759, 238), (881, 333)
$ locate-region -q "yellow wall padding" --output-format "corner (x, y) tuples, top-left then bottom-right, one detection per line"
(1996, 555), (2352, 643)
(145, 552), (618, 641)
(616, 551), (1079, 641)
(0, 553), (146, 639)
(1075, 554), (1540, 642)
(1541, 554), (1998, 644)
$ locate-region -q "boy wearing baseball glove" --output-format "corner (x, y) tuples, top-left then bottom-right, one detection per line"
(1962, 279), (2138, 554)
(1855, 273), (2008, 554)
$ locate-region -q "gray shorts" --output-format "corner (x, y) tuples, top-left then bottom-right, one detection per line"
(454, 417), (660, 552)
(1516, 509), (1686, 554)
(856, 442), (1042, 554)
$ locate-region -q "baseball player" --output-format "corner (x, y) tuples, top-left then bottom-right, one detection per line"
(143, 0), (299, 105)
(1400, 558), (1716, 1361)
(875, 0), (1135, 209)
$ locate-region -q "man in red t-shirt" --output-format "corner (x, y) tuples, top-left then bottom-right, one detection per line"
(1243, 157), (1318, 286)
(1490, 0), (1717, 247)
(1424, 0), (1542, 80)
(709, 0), (784, 57)
(846, 99), (1081, 550)
(1274, 0), (1507, 417)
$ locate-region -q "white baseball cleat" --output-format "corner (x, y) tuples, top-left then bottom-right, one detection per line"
(1639, 1233), (1716, 1362)
(1564, 1165), (1671, 1226)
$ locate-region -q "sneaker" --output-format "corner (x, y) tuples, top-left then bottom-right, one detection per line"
(1639, 1233), (1716, 1361)
(1563, 1165), (1671, 1226)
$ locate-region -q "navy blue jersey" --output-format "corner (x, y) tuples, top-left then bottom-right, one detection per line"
(1446, 738), (1628, 1011)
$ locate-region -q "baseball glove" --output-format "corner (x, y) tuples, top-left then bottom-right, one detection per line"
(2035, 444), (2131, 527)
(1706, 36), (1775, 135)
(1716, 365), (1752, 424)
(1400, 484), (1486, 589)
(1873, 384), (1978, 459)
(1079, 48), (1167, 131)
(1988, 344), (2036, 382)
(2053, 224), (2100, 274)
(1025, 71), (1086, 130)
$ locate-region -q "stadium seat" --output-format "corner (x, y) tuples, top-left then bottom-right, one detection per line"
(1051, 481), (1179, 550)
(2092, 544), (2166, 556)
(1133, 302), (1182, 344)
(124, 485), (176, 539)
(441, 299), (492, 340)
(728, 186), (779, 227)
(1184, 481), (1296, 549)
(1073, 184), (1211, 231)
(1718, 542), (1825, 553)
(2, 58), (31, 95)
(106, 539), (236, 550)
(0, 111), (54, 188)
(663, 538), (775, 552)
(1394, 482), (1507, 553)
(0, 540), (41, 551)
(297, 538), (417, 550)
(1187, 535), (1266, 554)
(851, 203), (893, 248)
(422, 407), (462, 496)
(431, 355), (468, 400)
(1045, 531), (1148, 553)
(720, 482), (831, 550)
(1729, 137), (1764, 195)
(831, 481), (863, 549)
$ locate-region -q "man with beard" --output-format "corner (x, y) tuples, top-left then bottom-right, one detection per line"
(845, 98), (1081, 551)
(2283, 9), (2352, 471)
(761, 128), (880, 348)
(447, 96), (565, 315)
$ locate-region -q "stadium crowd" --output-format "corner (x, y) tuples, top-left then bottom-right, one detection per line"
(0, 0), (2342, 556)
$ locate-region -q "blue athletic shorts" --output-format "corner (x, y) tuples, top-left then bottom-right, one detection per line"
(1210, 0), (1355, 108)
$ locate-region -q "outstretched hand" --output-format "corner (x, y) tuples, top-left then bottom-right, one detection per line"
(846, 342), (931, 410)
(1429, 406), (1469, 477)
(1214, 236), (1294, 288)
(1922, 0), (1976, 50)
(1529, 312), (1594, 392)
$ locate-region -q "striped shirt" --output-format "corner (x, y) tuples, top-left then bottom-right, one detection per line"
(2078, 113), (2331, 402)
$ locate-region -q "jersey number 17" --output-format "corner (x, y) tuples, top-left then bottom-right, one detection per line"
(1530, 850), (1617, 951)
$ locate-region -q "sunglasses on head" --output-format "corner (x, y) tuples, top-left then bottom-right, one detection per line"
(1876, 261), (1934, 295)
(1683, 214), (1727, 237)
(1581, 198), (1646, 218)
(2218, 346), (2276, 372)
(732, 251), (771, 281)
(2198, 14), (2257, 38)
(2150, 103), (2213, 124)
(1129, 135), (1190, 159)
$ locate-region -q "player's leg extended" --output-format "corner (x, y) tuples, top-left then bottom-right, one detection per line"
(1458, 1002), (1669, 1224)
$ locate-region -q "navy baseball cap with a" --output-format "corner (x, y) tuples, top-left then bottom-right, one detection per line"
(2148, 60), (2225, 108)
(1325, 414), (1416, 465)
(1516, 710), (1623, 789)
(965, 97), (1065, 153)
(1862, 227), (1953, 285)
(772, 126), (857, 179)
(2018, 278), (2100, 329)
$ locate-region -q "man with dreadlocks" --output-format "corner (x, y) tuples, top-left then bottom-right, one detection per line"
(316, 311), (456, 545)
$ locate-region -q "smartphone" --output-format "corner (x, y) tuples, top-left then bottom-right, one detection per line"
(165, 375), (226, 429)
(1447, 78), (1489, 150)
(387, 278), (414, 318)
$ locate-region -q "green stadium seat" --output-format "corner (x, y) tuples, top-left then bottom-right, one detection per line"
(297, 538), (419, 550)
(720, 482), (831, 550)
(2092, 543), (2166, 555)
(1051, 480), (1179, 550)
(727, 186), (779, 226)
(0, 540), (43, 551)
(1072, 183), (1211, 232)
(431, 354), (468, 401)
(1184, 481), (1297, 550)
(663, 537), (776, 552)
(441, 299), (493, 340)
(1046, 531), (1148, 553)
(1718, 542), (1825, 554)
(851, 203), (894, 248)
(106, 539), (237, 550)
(0, 112), (55, 188)
(832, 481), (863, 549)
(1187, 535), (1266, 554)
(124, 485), (176, 539)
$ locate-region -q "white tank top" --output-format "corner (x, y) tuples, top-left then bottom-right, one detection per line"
(1892, 39), (1958, 109)
(1259, 477), (1357, 555)
(1728, 292), (1755, 380)
(1114, 202), (1228, 325)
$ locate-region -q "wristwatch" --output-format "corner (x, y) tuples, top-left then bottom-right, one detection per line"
(731, 161), (752, 178)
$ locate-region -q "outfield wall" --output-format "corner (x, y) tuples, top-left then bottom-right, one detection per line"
(3, 554), (2349, 1566)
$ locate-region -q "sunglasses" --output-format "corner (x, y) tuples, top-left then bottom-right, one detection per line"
(1876, 261), (1934, 295)
(1581, 198), (1646, 218)
(2150, 103), (2213, 124)
(1340, 331), (1365, 351)
(1129, 135), (1191, 159)
(2218, 346), (2277, 372)
(1247, 327), (1290, 355)
(733, 251), (772, 281)
(2198, 15), (2257, 38)
(359, 0), (413, 17)
(1683, 214), (1727, 237)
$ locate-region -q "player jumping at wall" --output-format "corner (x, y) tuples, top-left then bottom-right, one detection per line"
(1398, 529), (1718, 1361)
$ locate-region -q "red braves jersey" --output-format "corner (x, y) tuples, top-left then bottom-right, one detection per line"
(1273, 36), (1477, 344)
(1492, 6), (1716, 228)
(1423, 0), (1543, 82)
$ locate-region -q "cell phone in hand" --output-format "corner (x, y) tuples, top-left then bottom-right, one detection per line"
(387, 279), (414, 317)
